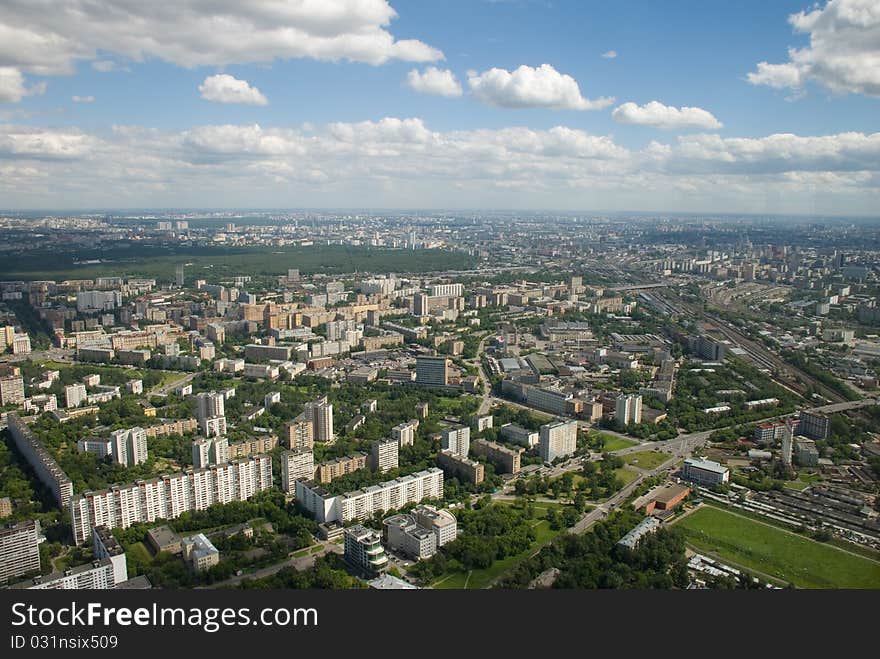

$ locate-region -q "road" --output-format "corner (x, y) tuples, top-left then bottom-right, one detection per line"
(151, 371), (196, 396)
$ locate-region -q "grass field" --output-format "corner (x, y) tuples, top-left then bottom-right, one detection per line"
(432, 502), (565, 590)
(677, 505), (880, 589)
(622, 451), (670, 470)
(600, 435), (638, 452)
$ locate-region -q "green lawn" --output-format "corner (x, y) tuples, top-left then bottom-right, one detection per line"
(600, 435), (638, 452)
(622, 451), (670, 470)
(677, 505), (880, 589)
(614, 466), (640, 486)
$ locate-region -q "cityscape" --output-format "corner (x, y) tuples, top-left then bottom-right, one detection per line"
(0, 0), (879, 595)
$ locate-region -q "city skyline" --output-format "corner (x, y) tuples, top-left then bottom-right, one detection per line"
(0, 0), (878, 214)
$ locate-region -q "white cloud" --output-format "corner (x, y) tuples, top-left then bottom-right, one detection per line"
(91, 60), (128, 73)
(0, 0), (443, 76)
(0, 66), (45, 103)
(748, 0), (880, 96)
(199, 74), (268, 106)
(612, 101), (723, 130)
(0, 120), (878, 213)
(71, 95), (94, 103)
(467, 63), (614, 110)
(406, 67), (462, 97)
(601, 50), (617, 59)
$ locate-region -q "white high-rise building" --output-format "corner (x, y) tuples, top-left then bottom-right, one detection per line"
(539, 419), (578, 463)
(427, 283), (463, 298)
(615, 394), (643, 426)
(70, 455), (273, 545)
(0, 520), (41, 586)
(192, 436), (230, 469)
(370, 438), (399, 473)
(65, 383), (87, 408)
(108, 427), (148, 467)
(304, 396), (333, 442)
(391, 420), (418, 447)
(281, 449), (315, 493)
(197, 391), (227, 437)
(441, 425), (470, 458)
(0, 375), (25, 405)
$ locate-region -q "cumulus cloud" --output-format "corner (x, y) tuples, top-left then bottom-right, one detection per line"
(199, 74), (268, 106)
(601, 50), (617, 59)
(0, 0), (443, 76)
(747, 0), (880, 96)
(467, 63), (614, 110)
(612, 101), (723, 130)
(0, 66), (45, 103)
(0, 120), (878, 212)
(406, 67), (462, 97)
(71, 95), (94, 103)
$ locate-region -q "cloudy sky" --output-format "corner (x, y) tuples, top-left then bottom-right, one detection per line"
(0, 0), (878, 215)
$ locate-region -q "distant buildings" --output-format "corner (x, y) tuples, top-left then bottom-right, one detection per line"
(539, 419), (578, 463)
(0, 520), (41, 585)
(681, 458), (729, 486)
(500, 423), (539, 448)
(344, 525), (388, 576)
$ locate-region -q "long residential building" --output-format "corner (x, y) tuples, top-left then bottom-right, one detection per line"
(70, 455), (273, 545)
(294, 468), (443, 524)
(6, 413), (74, 508)
(471, 438), (523, 474)
(143, 418), (199, 438)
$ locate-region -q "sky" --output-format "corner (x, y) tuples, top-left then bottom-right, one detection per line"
(0, 0), (878, 215)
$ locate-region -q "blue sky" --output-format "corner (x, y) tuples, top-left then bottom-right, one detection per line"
(0, 0), (878, 213)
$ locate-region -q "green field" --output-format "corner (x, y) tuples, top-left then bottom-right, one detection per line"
(432, 502), (565, 590)
(677, 505), (880, 589)
(622, 451), (670, 470)
(0, 244), (477, 282)
(599, 435), (638, 452)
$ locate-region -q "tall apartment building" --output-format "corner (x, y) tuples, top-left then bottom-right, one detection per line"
(295, 468), (444, 524)
(0, 375), (25, 405)
(7, 413), (73, 508)
(690, 334), (727, 361)
(108, 427), (148, 467)
(539, 419), (578, 463)
(192, 436), (230, 468)
(65, 383), (87, 408)
(70, 455), (273, 545)
(798, 410), (831, 440)
(284, 418), (314, 450)
(281, 449), (315, 493)
(415, 356), (449, 387)
(441, 424), (470, 458)
(303, 396), (334, 442)
(370, 438), (399, 473)
(0, 520), (41, 585)
(471, 438), (523, 474)
(616, 393), (643, 426)
(9, 557), (124, 590)
(196, 391), (227, 438)
(391, 420), (419, 447)
(343, 525), (388, 576)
